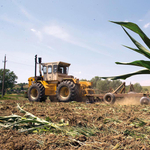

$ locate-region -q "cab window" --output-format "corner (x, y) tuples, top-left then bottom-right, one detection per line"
(58, 66), (63, 74)
(43, 66), (47, 74)
(53, 65), (58, 73)
(58, 66), (68, 74)
(63, 66), (68, 74)
(48, 65), (52, 74)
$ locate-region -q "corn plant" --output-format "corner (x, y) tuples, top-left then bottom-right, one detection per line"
(0, 103), (70, 133)
(0, 104), (99, 138)
(103, 21), (150, 80)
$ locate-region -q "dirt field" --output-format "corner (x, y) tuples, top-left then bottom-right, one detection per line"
(0, 97), (150, 150)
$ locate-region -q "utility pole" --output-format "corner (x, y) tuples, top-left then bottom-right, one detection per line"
(2, 55), (6, 97)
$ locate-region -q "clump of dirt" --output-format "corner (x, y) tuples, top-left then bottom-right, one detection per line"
(0, 130), (40, 150)
(0, 98), (150, 149)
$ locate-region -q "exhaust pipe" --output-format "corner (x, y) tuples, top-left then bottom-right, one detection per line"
(35, 55), (37, 81)
(38, 57), (42, 77)
(35, 55), (42, 81)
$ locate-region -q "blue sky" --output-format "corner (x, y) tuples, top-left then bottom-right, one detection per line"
(1, 0), (150, 85)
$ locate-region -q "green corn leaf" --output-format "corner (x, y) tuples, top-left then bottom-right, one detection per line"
(110, 21), (150, 49)
(123, 45), (143, 55)
(116, 60), (150, 70)
(0, 115), (21, 120)
(19, 124), (47, 133)
(102, 69), (150, 80)
(122, 27), (150, 59)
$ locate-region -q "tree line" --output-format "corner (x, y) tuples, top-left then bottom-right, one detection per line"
(0, 69), (149, 96)
(81, 76), (148, 93)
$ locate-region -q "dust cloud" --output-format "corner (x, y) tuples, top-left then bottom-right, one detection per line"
(115, 97), (141, 105)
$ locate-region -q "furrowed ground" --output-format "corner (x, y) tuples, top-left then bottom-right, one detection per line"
(0, 95), (150, 150)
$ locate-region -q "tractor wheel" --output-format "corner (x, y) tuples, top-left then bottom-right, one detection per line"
(140, 97), (150, 105)
(28, 83), (45, 102)
(56, 80), (78, 102)
(103, 93), (115, 104)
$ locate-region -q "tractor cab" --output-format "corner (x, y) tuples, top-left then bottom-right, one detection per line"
(41, 61), (74, 82)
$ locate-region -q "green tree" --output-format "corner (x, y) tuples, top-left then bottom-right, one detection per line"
(96, 79), (111, 93)
(80, 79), (87, 81)
(143, 87), (149, 92)
(91, 76), (101, 88)
(0, 69), (18, 95)
(90, 76), (122, 93)
(109, 80), (122, 90)
(133, 83), (142, 93)
(18, 83), (27, 90)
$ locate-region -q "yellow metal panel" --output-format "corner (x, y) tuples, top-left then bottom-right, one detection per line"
(28, 77), (35, 87)
(79, 81), (92, 88)
(78, 81), (95, 96)
(45, 83), (57, 95)
(40, 81), (57, 96)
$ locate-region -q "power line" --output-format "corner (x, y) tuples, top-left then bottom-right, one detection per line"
(8, 60), (34, 67)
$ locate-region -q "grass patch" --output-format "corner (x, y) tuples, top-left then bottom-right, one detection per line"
(0, 94), (27, 100)
(142, 86), (150, 92)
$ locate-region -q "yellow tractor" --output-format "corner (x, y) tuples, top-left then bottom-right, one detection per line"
(27, 55), (95, 102)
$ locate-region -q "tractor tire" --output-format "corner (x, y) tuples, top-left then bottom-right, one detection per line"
(140, 97), (150, 105)
(56, 80), (78, 102)
(103, 93), (115, 104)
(28, 83), (45, 102)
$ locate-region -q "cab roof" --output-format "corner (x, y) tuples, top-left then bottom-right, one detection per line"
(41, 61), (71, 67)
